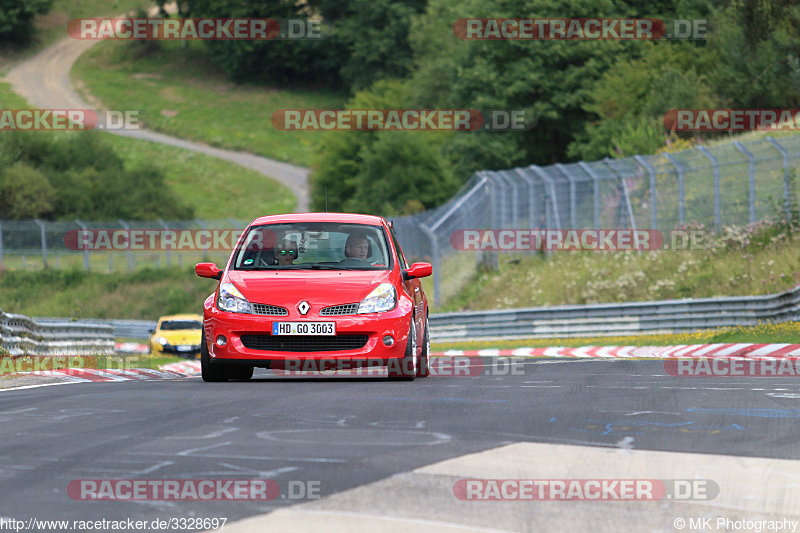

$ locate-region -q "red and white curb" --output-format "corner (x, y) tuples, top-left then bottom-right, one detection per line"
(21, 361), (201, 382)
(10, 345), (800, 384)
(433, 343), (800, 359)
(114, 342), (149, 354)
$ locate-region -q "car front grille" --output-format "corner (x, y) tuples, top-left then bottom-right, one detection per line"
(240, 334), (369, 352)
(319, 303), (360, 316)
(252, 303), (289, 316)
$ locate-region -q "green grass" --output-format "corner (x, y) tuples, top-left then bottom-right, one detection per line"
(434, 231), (800, 313)
(431, 321), (800, 351)
(73, 39), (347, 166)
(0, 267), (216, 319)
(0, 0), (149, 73)
(101, 134), (296, 217)
(0, 81), (296, 219)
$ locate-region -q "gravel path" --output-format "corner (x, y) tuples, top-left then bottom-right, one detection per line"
(5, 28), (310, 211)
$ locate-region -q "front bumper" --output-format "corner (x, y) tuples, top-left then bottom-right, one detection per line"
(151, 343), (201, 358)
(203, 302), (413, 366)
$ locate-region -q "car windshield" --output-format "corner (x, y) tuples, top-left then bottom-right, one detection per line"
(232, 222), (392, 270)
(159, 320), (202, 331)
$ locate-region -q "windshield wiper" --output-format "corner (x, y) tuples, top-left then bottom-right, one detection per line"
(310, 264), (362, 270)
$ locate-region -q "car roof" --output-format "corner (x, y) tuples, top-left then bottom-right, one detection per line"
(249, 212), (387, 226)
(158, 314), (202, 322)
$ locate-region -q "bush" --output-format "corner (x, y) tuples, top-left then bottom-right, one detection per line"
(0, 163), (55, 219)
(0, 132), (193, 220)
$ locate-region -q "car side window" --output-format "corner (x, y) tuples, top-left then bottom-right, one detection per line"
(389, 228), (408, 270)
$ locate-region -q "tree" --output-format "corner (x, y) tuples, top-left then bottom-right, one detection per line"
(311, 79), (457, 214)
(0, 0), (53, 44)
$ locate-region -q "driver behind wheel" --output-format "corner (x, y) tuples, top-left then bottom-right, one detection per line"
(275, 238), (299, 265)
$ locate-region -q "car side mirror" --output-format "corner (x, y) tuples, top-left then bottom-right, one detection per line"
(195, 262), (223, 280)
(148, 328), (155, 335)
(402, 262), (432, 281)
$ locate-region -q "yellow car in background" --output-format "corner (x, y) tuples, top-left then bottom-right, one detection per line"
(148, 314), (203, 359)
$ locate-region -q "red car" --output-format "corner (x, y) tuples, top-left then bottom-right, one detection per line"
(195, 213), (432, 382)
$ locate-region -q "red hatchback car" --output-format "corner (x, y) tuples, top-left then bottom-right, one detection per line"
(195, 213), (433, 382)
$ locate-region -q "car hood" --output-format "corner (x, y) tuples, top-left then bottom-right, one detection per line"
(226, 269), (393, 306)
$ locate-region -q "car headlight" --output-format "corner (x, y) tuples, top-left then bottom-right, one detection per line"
(358, 283), (397, 314)
(218, 282), (252, 314)
(156, 336), (170, 347)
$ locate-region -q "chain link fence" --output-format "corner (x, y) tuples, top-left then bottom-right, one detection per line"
(2, 134), (799, 306)
(392, 134), (800, 305)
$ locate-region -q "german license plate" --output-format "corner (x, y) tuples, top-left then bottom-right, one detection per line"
(272, 322), (336, 336)
(177, 345), (193, 352)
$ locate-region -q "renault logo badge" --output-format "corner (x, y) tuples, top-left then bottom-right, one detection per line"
(297, 301), (310, 315)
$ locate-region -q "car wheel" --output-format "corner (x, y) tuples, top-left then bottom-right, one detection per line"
(229, 365), (254, 380)
(417, 315), (430, 378)
(201, 334), (229, 382)
(389, 319), (417, 381)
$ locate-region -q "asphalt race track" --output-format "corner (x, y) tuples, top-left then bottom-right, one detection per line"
(2, 358), (800, 532)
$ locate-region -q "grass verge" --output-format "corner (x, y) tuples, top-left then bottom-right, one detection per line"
(432, 321), (800, 351)
(434, 225), (800, 313)
(0, 0), (149, 73)
(0, 81), (296, 220)
(73, 39), (346, 165)
(0, 267), (215, 320)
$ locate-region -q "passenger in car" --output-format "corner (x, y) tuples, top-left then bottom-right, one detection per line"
(344, 233), (370, 261)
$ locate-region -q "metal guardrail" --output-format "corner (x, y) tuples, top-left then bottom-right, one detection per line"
(33, 318), (156, 341)
(0, 308), (115, 356)
(429, 285), (800, 341)
(29, 285), (800, 343)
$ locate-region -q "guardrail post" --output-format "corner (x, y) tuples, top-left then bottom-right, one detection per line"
(529, 165), (561, 230)
(34, 218), (48, 269)
(118, 219), (132, 273)
(75, 219), (90, 272)
(486, 172), (500, 269)
(732, 141), (756, 223)
(664, 153), (685, 225)
(577, 162), (601, 230)
(633, 155), (657, 229)
(696, 146), (721, 230)
(555, 163), (577, 228)
(604, 158), (637, 232)
(513, 168), (538, 229)
(419, 223), (439, 307)
(766, 137), (792, 221)
(494, 171), (512, 228)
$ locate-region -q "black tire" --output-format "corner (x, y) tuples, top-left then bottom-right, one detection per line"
(389, 319), (417, 381)
(201, 334), (229, 382)
(417, 315), (430, 378)
(229, 365), (254, 380)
